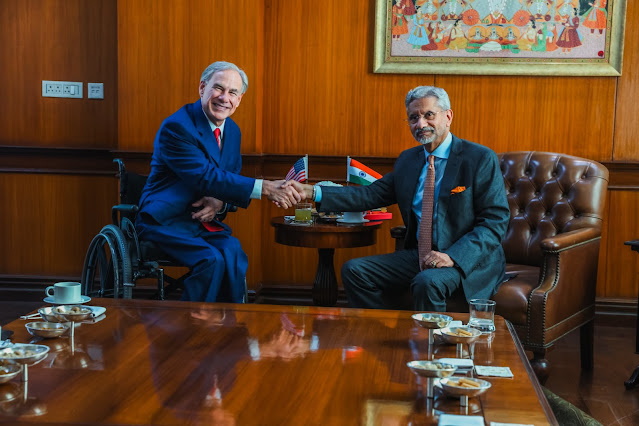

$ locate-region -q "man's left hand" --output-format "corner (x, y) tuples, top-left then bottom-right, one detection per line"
(421, 251), (454, 270)
(191, 196), (224, 222)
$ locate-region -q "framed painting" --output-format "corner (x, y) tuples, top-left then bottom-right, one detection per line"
(374, 0), (627, 76)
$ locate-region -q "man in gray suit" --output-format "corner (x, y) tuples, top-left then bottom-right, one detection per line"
(287, 86), (510, 311)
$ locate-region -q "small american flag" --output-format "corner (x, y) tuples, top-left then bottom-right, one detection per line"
(285, 156), (308, 182)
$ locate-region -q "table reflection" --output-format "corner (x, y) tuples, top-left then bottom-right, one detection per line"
(0, 380), (47, 417)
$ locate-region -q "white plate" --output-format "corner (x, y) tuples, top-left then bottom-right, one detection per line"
(336, 218), (369, 224)
(43, 295), (91, 305)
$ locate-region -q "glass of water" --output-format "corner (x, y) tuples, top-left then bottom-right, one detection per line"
(468, 299), (496, 333)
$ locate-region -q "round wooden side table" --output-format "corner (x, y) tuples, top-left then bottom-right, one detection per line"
(271, 216), (383, 306)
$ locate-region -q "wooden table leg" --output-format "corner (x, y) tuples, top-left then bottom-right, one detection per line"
(312, 248), (338, 306)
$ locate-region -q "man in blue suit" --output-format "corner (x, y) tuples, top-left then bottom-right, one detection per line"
(136, 61), (302, 303)
(287, 86), (509, 311)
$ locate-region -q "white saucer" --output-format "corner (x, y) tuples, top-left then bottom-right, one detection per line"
(337, 218), (369, 224)
(43, 295), (91, 305)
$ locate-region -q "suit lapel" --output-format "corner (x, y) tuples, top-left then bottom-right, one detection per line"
(401, 146), (426, 236)
(192, 100), (221, 164)
(438, 135), (462, 227)
(221, 119), (239, 165)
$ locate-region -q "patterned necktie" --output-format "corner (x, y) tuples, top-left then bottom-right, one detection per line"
(418, 155), (435, 271)
(214, 127), (221, 149)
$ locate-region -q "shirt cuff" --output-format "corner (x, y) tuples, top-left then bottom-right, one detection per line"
(314, 185), (323, 202)
(251, 179), (263, 199)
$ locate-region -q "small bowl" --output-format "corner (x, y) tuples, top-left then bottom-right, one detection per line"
(49, 305), (92, 322)
(440, 377), (492, 398)
(0, 364), (22, 384)
(0, 344), (50, 365)
(440, 326), (482, 345)
(412, 313), (452, 329)
(38, 307), (65, 323)
(407, 360), (457, 378)
(25, 322), (69, 339)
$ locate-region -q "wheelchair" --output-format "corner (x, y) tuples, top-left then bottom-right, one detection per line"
(81, 158), (242, 300)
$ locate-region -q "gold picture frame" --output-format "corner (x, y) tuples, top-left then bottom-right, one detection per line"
(374, 0), (627, 76)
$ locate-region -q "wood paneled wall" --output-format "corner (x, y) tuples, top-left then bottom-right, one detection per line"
(2, 0), (639, 306)
(0, 0), (117, 147)
(117, 0), (263, 153)
(0, 173), (115, 275)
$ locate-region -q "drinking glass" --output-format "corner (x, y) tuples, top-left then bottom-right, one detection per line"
(468, 299), (496, 333)
(294, 203), (313, 224)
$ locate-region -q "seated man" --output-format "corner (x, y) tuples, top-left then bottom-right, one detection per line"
(136, 61), (302, 303)
(288, 86), (509, 311)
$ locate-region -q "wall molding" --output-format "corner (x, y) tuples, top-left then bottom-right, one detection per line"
(2, 146), (639, 188)
(0, 146), (115, 175)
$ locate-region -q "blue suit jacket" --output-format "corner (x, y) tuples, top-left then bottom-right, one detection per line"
(138, 100), (255, 234)
(319, 135), (510, 300)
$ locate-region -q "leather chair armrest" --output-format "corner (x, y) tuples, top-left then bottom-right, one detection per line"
(540, 228), (601, 252)
(528, 234), (600, 342)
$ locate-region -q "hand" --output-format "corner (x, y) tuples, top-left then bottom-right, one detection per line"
(282, 180), (314, 200)
(263, 179), (304, 209)
(421, 251), (454, 270)
(260, 329), (310, 361)
(191, 196), (224, 222)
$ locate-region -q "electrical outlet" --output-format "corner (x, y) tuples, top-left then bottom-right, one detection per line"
(42, 81), (63, 96)
(87, 83), (104, 99)
(42, 80), (83, 98)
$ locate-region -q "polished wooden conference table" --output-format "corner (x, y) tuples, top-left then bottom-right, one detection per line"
(0, 298), (555, 425)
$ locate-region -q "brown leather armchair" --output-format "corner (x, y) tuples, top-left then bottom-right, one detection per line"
(392, 151), (609, 383)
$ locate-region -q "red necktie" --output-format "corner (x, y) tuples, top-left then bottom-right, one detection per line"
(202, 128), (224, 232)
(214, 127), (221, 149)
(418, 155), (435, 270)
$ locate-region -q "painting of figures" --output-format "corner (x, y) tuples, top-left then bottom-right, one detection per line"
(375, 0), (626, 75)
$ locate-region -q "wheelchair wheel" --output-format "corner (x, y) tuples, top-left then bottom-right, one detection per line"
(81, 224), (133, 298)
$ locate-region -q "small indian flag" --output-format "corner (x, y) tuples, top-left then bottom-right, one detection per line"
(347, 157), (382, 185)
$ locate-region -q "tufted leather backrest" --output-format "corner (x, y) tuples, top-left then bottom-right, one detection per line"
(498, 152), (609, 266)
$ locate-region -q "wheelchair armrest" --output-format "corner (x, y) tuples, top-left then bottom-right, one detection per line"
(215, 203), (238, 222)
(112, 204), (139, 225)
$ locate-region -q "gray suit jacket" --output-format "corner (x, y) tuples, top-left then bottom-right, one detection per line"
(319, 135), (510, 300)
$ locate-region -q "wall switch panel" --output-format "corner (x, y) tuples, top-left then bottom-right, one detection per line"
(42, 80), (83, 98)
(87, 82), (104, 99)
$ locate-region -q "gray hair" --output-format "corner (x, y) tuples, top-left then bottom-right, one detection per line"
(200, 61), (249, 94)
(405, 86), (451, 111)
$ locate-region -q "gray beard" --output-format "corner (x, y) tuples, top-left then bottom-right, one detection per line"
(417, 127), (437, 145)
(419, 135), (436, 145)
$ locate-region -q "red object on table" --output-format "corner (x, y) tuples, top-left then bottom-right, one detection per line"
(364, 212), (392, 220)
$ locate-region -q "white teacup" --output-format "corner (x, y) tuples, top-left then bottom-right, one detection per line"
(45, 282), (82, 304)
(343, 211), (365, 223)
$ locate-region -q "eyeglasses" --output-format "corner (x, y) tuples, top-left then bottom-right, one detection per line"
(406, 110), (447, 124)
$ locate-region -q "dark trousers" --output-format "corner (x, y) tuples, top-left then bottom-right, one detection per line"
(341, 249), (462, 312)
(137, 218), (247, 303)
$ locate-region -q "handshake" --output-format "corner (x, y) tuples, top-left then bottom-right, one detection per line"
(263, 180), (314, 209)
(191, 180), (315, 223)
